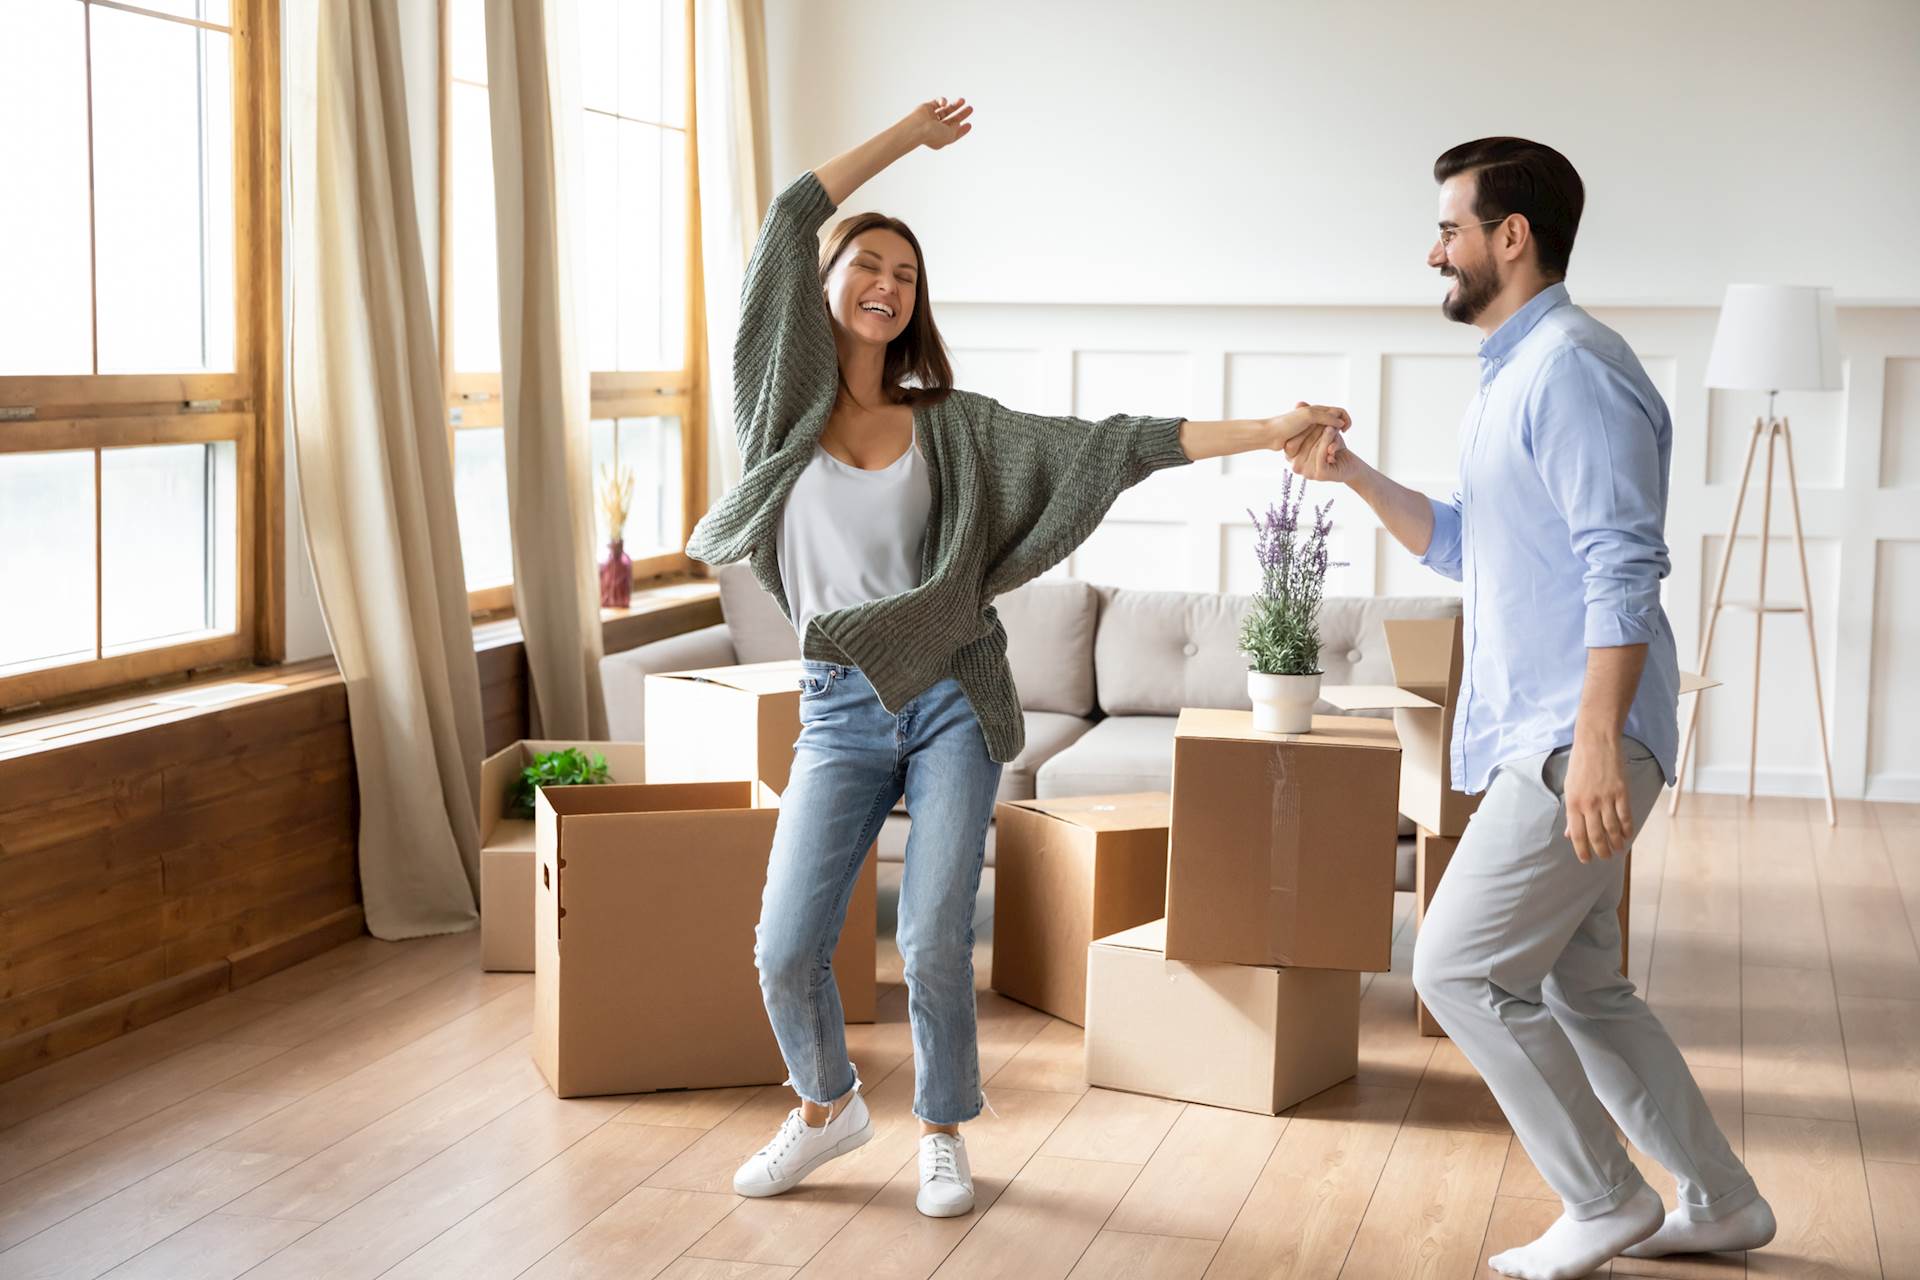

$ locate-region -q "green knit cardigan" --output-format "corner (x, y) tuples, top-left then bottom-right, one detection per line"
(686, 172), (1191, 763)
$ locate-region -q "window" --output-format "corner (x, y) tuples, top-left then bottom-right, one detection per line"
(0, 0), (279, 712)
(442, 0), (704, 616)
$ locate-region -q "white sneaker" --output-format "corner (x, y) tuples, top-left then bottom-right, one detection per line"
(732, 1092), (872, 1198)
(916, 1132), (975, 1217)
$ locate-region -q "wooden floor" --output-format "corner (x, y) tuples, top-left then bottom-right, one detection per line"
(0, 794), (1915, 1279)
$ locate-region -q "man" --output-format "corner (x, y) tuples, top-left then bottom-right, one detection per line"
(1287, 138), (1775, 1280)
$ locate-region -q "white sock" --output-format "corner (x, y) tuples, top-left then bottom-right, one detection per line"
(1619, 1196), (1776, 1258)
(1489, 1184), (1664, 1280)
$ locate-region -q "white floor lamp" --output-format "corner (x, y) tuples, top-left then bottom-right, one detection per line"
(1671, 284), (1840, 826)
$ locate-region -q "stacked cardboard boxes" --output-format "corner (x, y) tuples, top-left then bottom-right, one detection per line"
(990, 793), (1171, 1026)
(644, 660), (876, 1023)
(1084, 710), (1402, 1114)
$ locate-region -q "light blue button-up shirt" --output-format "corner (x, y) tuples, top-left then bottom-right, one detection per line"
(1420, 283), (1680, 794)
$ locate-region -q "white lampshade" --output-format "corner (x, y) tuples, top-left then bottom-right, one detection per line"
(1703, 284), (1841, 392)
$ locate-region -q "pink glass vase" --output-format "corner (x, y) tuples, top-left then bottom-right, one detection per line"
(599, 539), (632, 608)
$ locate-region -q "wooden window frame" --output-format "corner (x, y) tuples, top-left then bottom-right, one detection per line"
(439, 0), (708, 621)
(0, 0), (283, 714)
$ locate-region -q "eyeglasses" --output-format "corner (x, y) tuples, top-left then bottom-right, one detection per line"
(1438, 218), (1506, 249)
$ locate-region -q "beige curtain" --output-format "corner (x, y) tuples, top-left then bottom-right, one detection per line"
(485, 0), (608, 741)
(286, 0), (484, 938)
(695, 0), (773, 505)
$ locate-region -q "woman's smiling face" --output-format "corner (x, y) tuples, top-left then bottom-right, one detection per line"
(824, 227), (919, 345)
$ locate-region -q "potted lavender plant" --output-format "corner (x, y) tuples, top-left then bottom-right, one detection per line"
(1239, 472), (1336, 733)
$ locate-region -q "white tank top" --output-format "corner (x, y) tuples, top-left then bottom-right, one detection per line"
(776, 429), (932, 643)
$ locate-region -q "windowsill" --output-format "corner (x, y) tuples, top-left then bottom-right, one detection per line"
(0, 580), (722, 759)
(471, 576), (721, 655)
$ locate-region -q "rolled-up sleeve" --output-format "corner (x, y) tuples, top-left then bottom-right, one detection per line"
(1529, 348), (1670, 648)
(1420, 494), (1465, 581)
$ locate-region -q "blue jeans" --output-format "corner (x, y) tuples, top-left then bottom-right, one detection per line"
(754, 662), (1002, 1125)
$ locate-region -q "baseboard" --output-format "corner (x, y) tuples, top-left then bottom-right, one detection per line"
(1686, 765), (1863, 800)
(0, 904), (369, 1085)
(229, 905), (367, 990)
(0, 961), (231, 1085)
(1864, 774), (1920, 804)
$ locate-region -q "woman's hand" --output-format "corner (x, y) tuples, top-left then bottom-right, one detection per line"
(1264, 402), (1351, 449)
(905, 97), (974, 150)
(1285, 423), (1368, 485)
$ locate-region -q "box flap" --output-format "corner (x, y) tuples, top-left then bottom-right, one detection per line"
(651, 660), (807, 696)
(1318, 684), (1442, 712)
(1679, 670), (1721, 694)
(1006, 792), (1170, 833)
(479, 740), (646, 848)
(1174, 708), (1401, 752)
(1382, 618), (1462, 697)
(1092, 918), (1167, 954)
(540, 780), (755, 818)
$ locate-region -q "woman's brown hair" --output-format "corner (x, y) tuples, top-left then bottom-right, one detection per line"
(818, 213), (954, 406)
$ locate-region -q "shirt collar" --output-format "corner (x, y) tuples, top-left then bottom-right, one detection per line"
(1477, 282), (1570, 379)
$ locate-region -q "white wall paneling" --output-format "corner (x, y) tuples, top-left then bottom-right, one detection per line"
(944, 302), (1920, 801)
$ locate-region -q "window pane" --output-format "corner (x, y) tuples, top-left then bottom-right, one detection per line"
(92, 7), (236, 374)
(615, 0), (665, 124)
(126, 2), (234, 26)
(451, 81), (503, 374)
(454, 427), (514, 590)
(581, 112), (619, 372)
(618, 415), (683, 555)
(613, 120), (688, 372)
(656, 0), (687, 129)
(100, 442), (237, 653)
(579, 0), (619, 114)
(449, 0), (488, 84)
(0, 452), (96, 674)
(589, 418), (616, 547)
(0, 3), (93, 375)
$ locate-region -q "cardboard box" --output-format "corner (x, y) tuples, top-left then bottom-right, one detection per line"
(1413, 831), (1636, 1039)
(1085, 919), (1359, 1115)
(478, 740), (648, 972)
(644, 661), (808, 795)
(533, 780), (786, 1098)
(642, 659), (876, 1022)
(1165, 710), (1401, 972)
(991, 793), (1170, 1025)
(1321, 616), (1479, 838)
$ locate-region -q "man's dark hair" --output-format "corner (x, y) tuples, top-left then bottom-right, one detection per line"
(1434, 137), (1585, 280)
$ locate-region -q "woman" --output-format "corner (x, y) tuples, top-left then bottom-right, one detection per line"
(687, 97), (1350, 1218)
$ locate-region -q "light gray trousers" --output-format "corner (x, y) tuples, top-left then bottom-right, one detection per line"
(1412, 737), (1759, 1223)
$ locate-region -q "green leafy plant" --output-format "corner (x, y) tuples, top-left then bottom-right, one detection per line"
(507, 747), (613, 819)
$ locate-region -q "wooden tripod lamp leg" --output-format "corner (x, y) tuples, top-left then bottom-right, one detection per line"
(1673, 416), (1766, 815)
(1747, 421), (1781, 801)
(1777, 419), (1839, 827)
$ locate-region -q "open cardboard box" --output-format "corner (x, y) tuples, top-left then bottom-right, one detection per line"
(1085, 919), (1359, 1115)
(478, 740), (648, 972)
(991, 793), (1170, 1025)
(533, 780), (789, 1098)
(1320, 616), (1477, 837)
(1166, 709), (1400, 972)
(644, 659), (875, 1022)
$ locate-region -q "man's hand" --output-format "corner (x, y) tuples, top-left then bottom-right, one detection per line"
(1262, 402), (1350, 450)
(1284, 421), (1368, 484)
(1563, 737), (1634, 863)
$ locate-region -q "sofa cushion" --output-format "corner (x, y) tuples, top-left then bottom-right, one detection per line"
(1034, 715), (1177, 799)
(598, 622), (737, 741)
(716, 563), (800, 664)
(1092, 588), (1464, 718)
(1093, 587), (1254, 717)
(1000, 710), (1097, 803)
(997, 580), (1099, 717)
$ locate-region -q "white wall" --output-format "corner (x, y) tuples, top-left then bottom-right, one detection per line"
(766, 1), (1920, 800)
(765, 0), (1920, 305)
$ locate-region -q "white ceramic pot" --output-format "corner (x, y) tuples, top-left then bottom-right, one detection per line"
(1248, 670), (1321, 734)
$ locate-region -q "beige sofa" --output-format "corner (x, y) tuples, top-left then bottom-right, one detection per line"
(602, 566), (1461, 879)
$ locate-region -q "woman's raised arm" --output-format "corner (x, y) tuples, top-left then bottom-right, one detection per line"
(814, 97), (973, 206)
